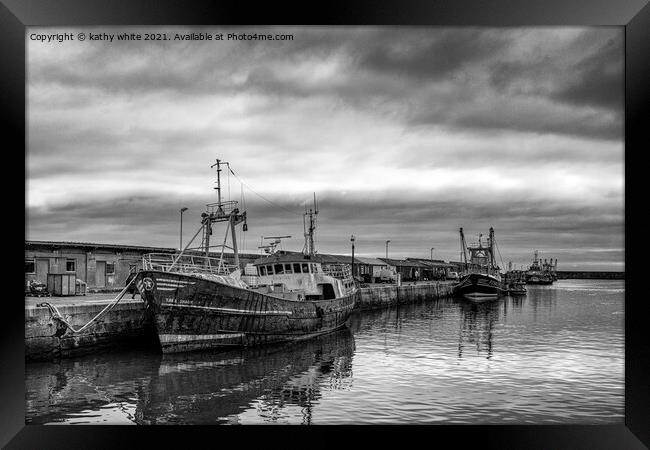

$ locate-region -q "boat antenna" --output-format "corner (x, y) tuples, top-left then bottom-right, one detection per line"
(302, 193), (319, 256)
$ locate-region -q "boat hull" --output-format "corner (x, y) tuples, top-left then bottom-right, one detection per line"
(453, 273), (506, 302)
(135, 271), (358, 353)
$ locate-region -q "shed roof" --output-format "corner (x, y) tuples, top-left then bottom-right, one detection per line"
(25, 240), (260, 260)
(378, 257), (430, 268)
(406, 258), (456, 268)
(355, 256), (389, 266)
(26, 240), (177, 253)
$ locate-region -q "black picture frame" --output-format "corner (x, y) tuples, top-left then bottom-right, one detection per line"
(3, 0), (648, 448)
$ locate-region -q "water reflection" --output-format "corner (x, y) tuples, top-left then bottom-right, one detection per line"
(26, 281), (624, 425)
(26, 328), (355, 425)
(527, 285), (558, 319)
(140, 328), (354, 424)
(457, 299), (501, 359)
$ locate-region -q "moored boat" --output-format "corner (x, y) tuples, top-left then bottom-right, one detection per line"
(134, 160), (358, 353)
(525, 251), (554, 285)
(503, 268), (527, 296)
(452, 227), (508, 302)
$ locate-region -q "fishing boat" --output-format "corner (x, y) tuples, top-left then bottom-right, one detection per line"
(525, 251), (554, 285)
(133, 160), (358, 353)
(503, 263), (527, 296)
(452, 227), (507, 302)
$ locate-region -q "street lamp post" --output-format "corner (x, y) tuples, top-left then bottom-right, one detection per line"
(179, 207), (188, 250)
(350, 235), (355, 278)
(431, 247), (435, 280)
(385, 240), (391, 259)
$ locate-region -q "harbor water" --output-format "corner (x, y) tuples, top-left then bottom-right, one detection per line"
(25, 279), (624, 425)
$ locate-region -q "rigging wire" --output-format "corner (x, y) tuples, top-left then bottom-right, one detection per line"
(494, 237), (505, 272)
(226, 163), (302, 216)
(240, 183), (246, 253)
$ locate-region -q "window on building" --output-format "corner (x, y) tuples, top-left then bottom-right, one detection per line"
(25, 259), (35, 274)
(66, 259), (76, 272)
(106, 262), (115, 275)
(293, 263), (302, 273)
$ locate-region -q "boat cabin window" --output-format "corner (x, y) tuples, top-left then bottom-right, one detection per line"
(284, 263), (293, 274)
(319, 283), (336, 300)
(293, 263), (302, 273)
(311, 263), (317, 273)
(259, 266), (266, 276)
(302, 263), (309, 273)
(274, 264), (284, 275)
(266, 265), (274, 275)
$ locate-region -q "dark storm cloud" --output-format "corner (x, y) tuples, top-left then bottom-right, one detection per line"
(28, 27), (623, 143)
(551, 37), (623, 110)
(357, 29), (508, 81)
(488, 30), (623, 111)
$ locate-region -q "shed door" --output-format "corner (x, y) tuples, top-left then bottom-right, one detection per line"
(96, 261), (106, 287)
(35, 259), (49, 284)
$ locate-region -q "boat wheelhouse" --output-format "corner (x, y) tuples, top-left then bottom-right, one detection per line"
(248, 251), (357, 301)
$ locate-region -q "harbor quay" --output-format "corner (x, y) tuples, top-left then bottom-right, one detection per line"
(25, 281), (456, 361)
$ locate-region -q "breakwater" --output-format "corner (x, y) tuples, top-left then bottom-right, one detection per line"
(25, 282), (454, 361)
(556, 271), (624, 280)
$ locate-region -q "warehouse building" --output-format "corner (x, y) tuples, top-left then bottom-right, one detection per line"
(25, 240), (259, 292)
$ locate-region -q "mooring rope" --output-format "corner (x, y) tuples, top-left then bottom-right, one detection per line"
(37, 276), (139, 335)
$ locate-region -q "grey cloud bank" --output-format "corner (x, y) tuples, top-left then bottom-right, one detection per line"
(26, 26), (624, 271)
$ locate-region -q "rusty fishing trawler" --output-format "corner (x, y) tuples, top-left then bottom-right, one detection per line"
(452, 227), (507, 301)
(133, 160), (358, 353)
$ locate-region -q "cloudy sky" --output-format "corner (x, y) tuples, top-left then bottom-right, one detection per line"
(26, 26), (624, 270)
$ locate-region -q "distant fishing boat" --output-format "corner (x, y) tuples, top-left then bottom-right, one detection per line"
(525, 251), (554, 285)
(452, 227), (507, 302)
(134, 160), (358, 353)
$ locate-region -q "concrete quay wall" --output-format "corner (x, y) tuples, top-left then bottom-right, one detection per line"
(25, 299), (154, 361)
(356, 281), (454, 310)
(25, 282), (454, 361)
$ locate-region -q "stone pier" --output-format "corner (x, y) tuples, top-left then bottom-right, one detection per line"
(25, 281), (455, 361)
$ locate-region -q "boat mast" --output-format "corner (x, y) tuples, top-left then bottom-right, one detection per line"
(488, 227), (495, 273)
(201, 159), (248, 268)
(303, 193), (319, 256)
(459, 227), (468, 271)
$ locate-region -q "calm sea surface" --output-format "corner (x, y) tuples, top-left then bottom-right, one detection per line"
(25, 279), (624, 425)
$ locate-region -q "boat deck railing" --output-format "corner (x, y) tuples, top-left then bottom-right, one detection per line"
(322, 264), (353, 280)
(142, 253), (238, 276)
(205, 200), (239, 218)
